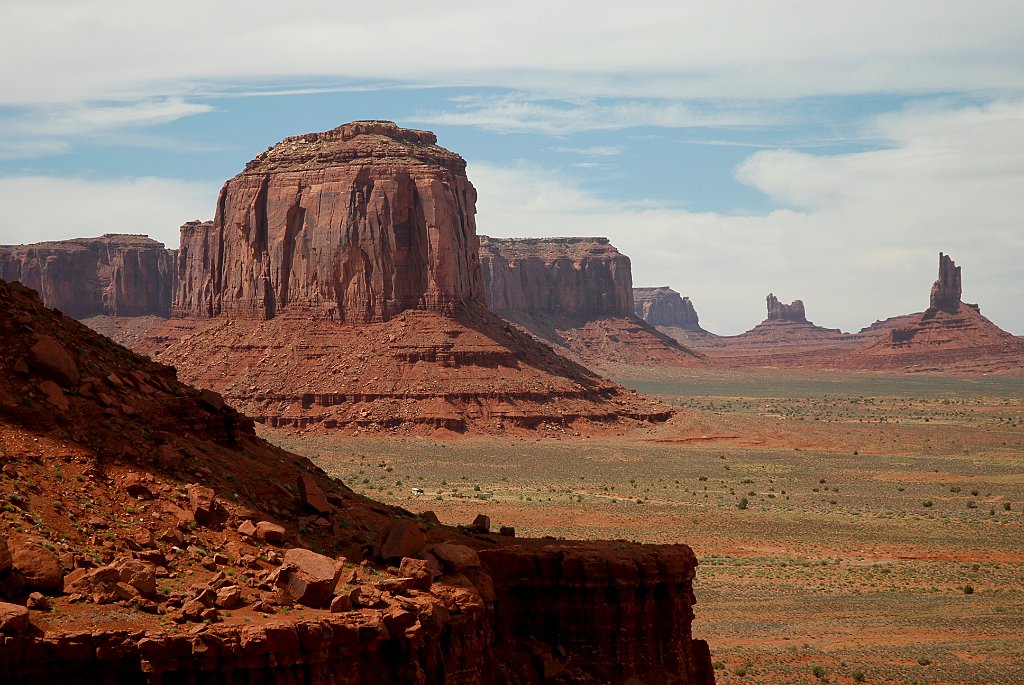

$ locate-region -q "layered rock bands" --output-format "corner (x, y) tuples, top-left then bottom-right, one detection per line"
(145, 122), (673, 431)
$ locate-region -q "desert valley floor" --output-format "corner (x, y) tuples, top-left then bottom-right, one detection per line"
(269, 369), (1024, 685)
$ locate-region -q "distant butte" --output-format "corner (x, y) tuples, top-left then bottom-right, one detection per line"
(479, 236), (705, 370)
(851, 252), (1024, 372)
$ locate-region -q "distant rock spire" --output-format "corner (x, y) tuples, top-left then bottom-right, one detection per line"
(928, 252), (963, 314)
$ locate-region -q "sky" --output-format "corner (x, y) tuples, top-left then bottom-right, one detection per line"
(1, 1), (1022, 335)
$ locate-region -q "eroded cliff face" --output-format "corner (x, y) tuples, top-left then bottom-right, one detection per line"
(0, 234), (176, 319)
(478, 237), (705, 370)
(765, 293), (807, 323)
(480, 236), (633, 319)
(174, 121), (484, 322)
(634, 287), (703, 330)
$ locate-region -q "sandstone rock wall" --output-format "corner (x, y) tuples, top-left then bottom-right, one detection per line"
(765, 293), (807, 323)
(174, 121), (485, 322)
(634, 286), (702, 329)
(0, 235), (176, 319)
(479, 236), (633, 320)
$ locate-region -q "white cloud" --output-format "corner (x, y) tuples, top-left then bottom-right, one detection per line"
(1, 1), (1022, 106)
(551, 146), (625, 157)
(0, 98), (214, 159)
(0, 176), (218, 248)
(411, 94), (777, 134)
(471, 101), (1024, 335)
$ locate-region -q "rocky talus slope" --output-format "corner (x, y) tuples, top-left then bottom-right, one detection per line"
(144, 122), (673, 432)
(0, 277), (714, 683)
(479, 236), (705, 370)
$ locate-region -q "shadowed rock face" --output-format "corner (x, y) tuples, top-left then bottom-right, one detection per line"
(766, 293), (807, 323)
(479, 236), (633, 319)
(634, 287), (702, 329)
(174, 120), (485, 322)
(0, 235), (176, 319)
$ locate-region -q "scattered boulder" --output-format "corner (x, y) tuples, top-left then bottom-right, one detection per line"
(469, 514), (490, 533)
(276, 548), (342, 608)
(499, 526), (516, 537)
(0, 602), (29, 634)
(431, 543), (481, 572)
(123, 473), (155, 499)
(237, 520), (257, 538)
(297, 473), (332, 514)
(37, 380), (69, 411)
(379, 521), (426, 561)
(27, 335), (80, 386)
(329, 593), (352, 613)
(187, 484), (215, 521)
(399, 557), (433, 590)
(256, 521), (286, 544)
(11, 542), (64, 592)
(215, 585), (245, 609)
(64, 557), (157, 603)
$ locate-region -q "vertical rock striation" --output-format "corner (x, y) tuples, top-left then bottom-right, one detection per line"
(478, 237), (705, 368)
(174, 120), (484, 322)
(479, 236), (634, 319)
(0, 235), (176, 318)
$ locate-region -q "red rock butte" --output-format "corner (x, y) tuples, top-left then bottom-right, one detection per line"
(175, 121), (483, 322)
(479, 236), (705, 369)
(142, 123), (673, 432)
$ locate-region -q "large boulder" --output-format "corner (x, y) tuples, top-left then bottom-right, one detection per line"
(11, 542), (63, 592)
(0, 602), (29, 634)
(27, 336), (80, 386)
(276, 548), (342, 608)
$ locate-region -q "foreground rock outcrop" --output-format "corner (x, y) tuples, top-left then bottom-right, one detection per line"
(0, 277), (713, 683)
(145, 122), (672, 432)
(479, 237), (705, 370)
(0, 234), (176, 319)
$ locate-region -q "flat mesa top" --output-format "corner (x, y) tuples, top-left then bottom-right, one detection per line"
(241, 120), (466, 175)
(633, 286), (681, 298)
(0, 234), (166, 251)
(479, 236), (623, 261)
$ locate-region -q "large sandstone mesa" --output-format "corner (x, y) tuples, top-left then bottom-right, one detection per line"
(852, 252), (1024, 372)
(175, 120), (483, 322)
(479, 236), (705, 370)
(0, 234), (176, 319)
(149, 122), (672, 431)
(0, 277), (713, 684)
(480, 236), (633, 319)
